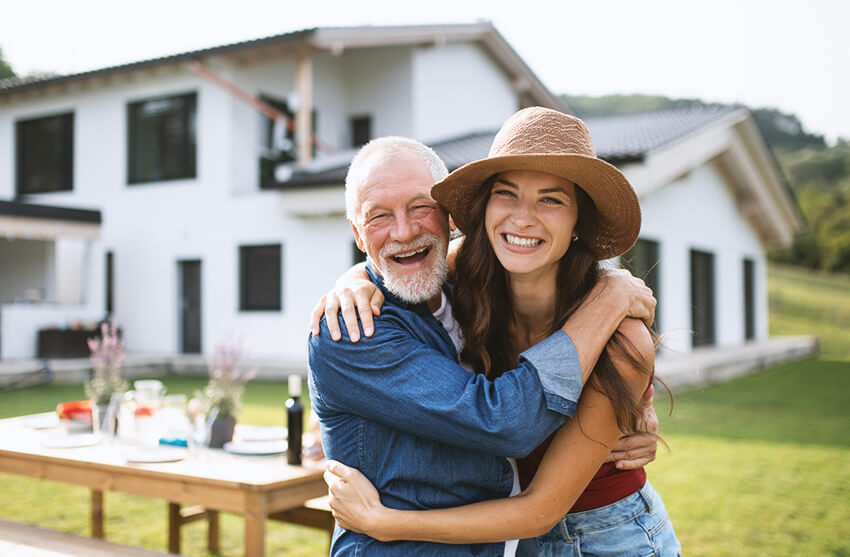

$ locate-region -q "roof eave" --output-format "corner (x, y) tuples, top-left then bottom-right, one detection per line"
(0, 28), (318, 98)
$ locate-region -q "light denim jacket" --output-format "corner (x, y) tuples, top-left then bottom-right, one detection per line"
(308, 264), (583, 556)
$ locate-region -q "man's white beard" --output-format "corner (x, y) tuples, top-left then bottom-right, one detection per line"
(378, 235), (447, 304)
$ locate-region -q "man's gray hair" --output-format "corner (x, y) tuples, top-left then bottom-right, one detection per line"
(345, 136), (448, 222)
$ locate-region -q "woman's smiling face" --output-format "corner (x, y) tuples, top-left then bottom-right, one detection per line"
(484, 169), (579, 280)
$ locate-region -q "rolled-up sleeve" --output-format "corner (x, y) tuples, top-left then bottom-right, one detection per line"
(309, 310), (583, 458)
(518, 330), (582, 418)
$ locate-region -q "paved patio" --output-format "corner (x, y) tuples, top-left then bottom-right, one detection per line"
(655, 335), (818, 391)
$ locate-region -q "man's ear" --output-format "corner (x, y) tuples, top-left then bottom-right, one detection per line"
(351, 220), (366, 253)
(449, 215), (458, 233)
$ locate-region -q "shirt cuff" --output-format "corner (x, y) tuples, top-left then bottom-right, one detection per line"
(519, 330), (582, 417)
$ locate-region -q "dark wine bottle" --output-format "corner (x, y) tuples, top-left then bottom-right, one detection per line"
(286, 375), (304, 465)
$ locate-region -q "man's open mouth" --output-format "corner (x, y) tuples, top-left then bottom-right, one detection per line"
(391, 245), (431, 265)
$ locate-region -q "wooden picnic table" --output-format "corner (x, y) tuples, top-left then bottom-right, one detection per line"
(0, 413), (327, 556)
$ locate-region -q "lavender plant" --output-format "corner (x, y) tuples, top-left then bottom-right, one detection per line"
(84, 322), (127, 405)
(196, 339), (256, 418)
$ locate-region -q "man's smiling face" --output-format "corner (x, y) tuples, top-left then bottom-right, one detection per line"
(350, 151), (450, 304)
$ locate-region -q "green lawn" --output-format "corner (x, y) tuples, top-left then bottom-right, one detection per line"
(651, 359), (850, 556)
(768, 263), (850, 360)
(646, 263), (850, 556)
(1, 263), (849, 556)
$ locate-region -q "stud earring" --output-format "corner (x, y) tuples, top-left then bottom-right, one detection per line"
(572, 234), (579, 242)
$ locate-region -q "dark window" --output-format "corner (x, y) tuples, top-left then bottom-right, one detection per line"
(351, 115), (372, 148)
(105, 251), (114, 316)
(352, 241), (367, 265)
(16, 113), (74, 194)
(240, 244), (282, 311)
(179, 260), (202, 354)
(622, 238), (661, 332)
(690, 249), (716, 347)
(127, 92), (196, 184)
(743, 258), (756, 341)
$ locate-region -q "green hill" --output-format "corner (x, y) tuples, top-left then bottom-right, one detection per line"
(768, 263), (850, 359)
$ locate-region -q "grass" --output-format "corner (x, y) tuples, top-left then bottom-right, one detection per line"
(1, 263), (849, 555)
(645, 263), (850, 556)
(767, 262), (850, 359)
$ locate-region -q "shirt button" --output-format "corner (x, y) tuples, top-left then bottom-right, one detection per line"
(562, 404), (568, 408)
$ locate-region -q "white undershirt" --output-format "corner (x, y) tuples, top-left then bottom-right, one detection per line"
(432, 291), (520, 557)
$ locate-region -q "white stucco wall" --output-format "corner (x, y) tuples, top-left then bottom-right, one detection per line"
(412, 42), (519, 143)
(636, 163), (768, 354)
(342, 46), (415, 140)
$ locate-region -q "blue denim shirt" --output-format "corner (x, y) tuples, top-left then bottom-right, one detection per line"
(308, 265), (583, 556)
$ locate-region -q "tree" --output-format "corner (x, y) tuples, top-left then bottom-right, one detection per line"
(0, 46), (16, 79)
(750, 108), (825, 152)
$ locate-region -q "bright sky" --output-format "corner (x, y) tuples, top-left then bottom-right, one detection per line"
(2, 0), (848, 143)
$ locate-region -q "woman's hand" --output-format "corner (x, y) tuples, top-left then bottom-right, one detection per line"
(324, 460), (390, 538)
(309, 264), (384, 342)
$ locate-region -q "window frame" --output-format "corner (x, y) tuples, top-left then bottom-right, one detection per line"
(743, 258), (756, 341)
(239, 243), (283, 312)
(15, 112), (75, 195)
(126, 91), (197, 185)
(690, 249), (716, 347)
(350, 114), (372, 148)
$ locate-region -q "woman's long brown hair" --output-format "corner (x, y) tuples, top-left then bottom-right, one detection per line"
(452, 176), (657, 436)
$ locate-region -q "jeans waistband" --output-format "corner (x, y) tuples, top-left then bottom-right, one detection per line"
(556, 480), (654, 541)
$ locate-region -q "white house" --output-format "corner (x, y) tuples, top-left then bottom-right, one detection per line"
(0, 23), (812, 385)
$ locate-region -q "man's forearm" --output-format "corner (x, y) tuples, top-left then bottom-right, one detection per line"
(561, 285), (628, 385)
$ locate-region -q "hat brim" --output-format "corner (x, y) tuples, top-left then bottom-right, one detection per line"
(431, 153), (641, 259)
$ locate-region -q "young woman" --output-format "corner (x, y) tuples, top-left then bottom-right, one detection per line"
(319, 107), (681, 556)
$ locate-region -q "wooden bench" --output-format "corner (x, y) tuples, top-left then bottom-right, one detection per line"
(269, 495), (335, 548)
(0, 518), (174, 556)
(169, 496), (334, 554)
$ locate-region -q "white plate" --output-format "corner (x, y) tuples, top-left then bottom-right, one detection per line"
(223, 441), (287, 456)
(41, 433), (99, 448)
(235, 425), (287, 442)
(22, 414), (60, 429)
(59, 418), (92, 433)
(123, 447), (187, 463)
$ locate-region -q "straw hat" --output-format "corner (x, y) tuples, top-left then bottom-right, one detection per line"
(431, 107), (641, 259)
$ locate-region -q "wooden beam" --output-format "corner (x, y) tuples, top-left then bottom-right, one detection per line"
(295, 54), (313, 167)
(91, 489), (104, 539)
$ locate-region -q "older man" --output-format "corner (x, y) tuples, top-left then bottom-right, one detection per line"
(308, 137), (655, 556)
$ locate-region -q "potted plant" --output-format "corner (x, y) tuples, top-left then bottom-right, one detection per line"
(84, 322), (127, 432)
(196, 339), (256, 448)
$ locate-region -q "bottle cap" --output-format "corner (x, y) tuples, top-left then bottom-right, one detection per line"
(288, 374), (302, 397)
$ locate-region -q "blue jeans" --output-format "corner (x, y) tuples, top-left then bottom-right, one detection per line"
(516, 481), (681, 557)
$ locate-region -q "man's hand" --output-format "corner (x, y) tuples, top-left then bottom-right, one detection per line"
(599, 268), (656, 328)
(606, 385), (659, 469)
(309, 265), (384, 342)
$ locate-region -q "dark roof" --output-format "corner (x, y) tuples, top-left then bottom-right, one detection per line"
(0, 28), (316, 96)
(585, 105), (741, 161)
(0, 200), (102, 223)
(275, 106), (741, 188)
